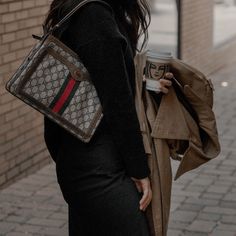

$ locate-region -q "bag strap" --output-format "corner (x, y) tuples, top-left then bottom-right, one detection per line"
(48, 0), (113, 34)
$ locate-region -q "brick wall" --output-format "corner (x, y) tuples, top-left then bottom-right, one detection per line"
(0, 0), (52, 189)
(180, 0), (236, 75)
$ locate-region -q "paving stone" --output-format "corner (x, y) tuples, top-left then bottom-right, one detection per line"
(183, 231), (208, 236)
(49, 212), (67, 220)
(1, 188), (34, 197)
(40, 227), (68, 236)
(8, 182), (40, 191)
(168, 220), (189, 230)
(189, 178), (214, 186)
(202, 169), (232, 176)
(36, 203), (61, 212)
(30, 210), (53, 218)
(221, 215), (236, 224)
(170, 202), (180, 212)
(185, 197), (219, 206)
(223, 193), (236, 202)
(26, 217), (65, 228)
(0, 214), (6, 221)
(184, 185), (206, 193)
(173, 190), (201, 198)
(197, 212), (221, 222)
(222, 159), (236, 167)
(211, 229), (236, 236)
(0, 222), (18, 234)
(178, 203), (203, 212)
(46, 196), (65, 205)
(207, 185), (231, 194)
(172, 184), (185, 191)
(61, 223), (68, 231)
(220, 200), (236, 209)
(214, 180), (233, 186)
(171, 210), (198, 223)
(167, 229), (183, 236)
(215, 223), (236, 232)
(219, 175), (236, 182)
(5, 214), (30, 224)
(201, 193), (224, 200)
(59, 205), (68, 214)
(231, 187), (236, 193)
(6, 232), (33, 236)
(203, 206), (236, 215)
(186, 220), (216, 233)
(14, 224), (42, 234)
(196, 173), (218, 180)
(0, 194), (26, 203)
(217, 165), (236, 171)
(171, 195), (186, 203)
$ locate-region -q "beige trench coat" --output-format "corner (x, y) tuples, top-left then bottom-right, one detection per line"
(134, 52), (221, 236)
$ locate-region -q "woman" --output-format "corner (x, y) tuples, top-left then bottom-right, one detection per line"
(43, 0), (172, 235)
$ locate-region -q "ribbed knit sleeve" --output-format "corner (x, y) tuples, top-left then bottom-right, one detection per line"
(61, 3), (150, 179)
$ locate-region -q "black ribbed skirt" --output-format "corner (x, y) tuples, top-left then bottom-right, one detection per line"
(54, 123), (150, 236)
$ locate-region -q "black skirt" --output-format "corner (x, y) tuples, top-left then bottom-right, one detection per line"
(53, 124), (150, 236)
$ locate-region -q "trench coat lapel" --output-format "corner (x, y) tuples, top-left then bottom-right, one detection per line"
(151, 87), (190, 140)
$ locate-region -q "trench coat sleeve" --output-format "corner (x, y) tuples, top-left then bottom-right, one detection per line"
(64, 3), (150, 179)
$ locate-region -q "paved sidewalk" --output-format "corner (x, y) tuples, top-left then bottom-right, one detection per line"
(0, 63), (236, 235)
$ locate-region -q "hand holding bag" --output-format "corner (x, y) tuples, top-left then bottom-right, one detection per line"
(5, 0), (111, 143)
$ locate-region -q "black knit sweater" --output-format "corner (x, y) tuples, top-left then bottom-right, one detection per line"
(44, 1), (150, 179)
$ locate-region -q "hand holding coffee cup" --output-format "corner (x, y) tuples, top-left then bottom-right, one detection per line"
(144, 51), (173, 94)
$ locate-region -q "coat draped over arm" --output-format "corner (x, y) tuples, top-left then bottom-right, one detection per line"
(134, 52), (221, 236)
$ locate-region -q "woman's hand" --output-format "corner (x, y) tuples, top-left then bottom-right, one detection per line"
(131, 176), (152, 211)
(159, 72), (173, 94)
(143, 72), (174, 94)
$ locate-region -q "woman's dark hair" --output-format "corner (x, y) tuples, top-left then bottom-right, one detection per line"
(44, 0), (151, 53)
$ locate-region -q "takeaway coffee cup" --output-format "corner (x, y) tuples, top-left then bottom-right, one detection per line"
(144, 51), (172, 92)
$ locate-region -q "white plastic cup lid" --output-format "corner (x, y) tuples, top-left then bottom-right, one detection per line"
(146, 50), (172, 60)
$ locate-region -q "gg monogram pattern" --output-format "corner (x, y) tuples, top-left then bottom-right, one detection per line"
(5, 35), (103, 143)
(23, 54), (68, 107)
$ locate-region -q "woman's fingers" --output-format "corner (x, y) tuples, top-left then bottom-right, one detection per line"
(140, 188), (152, 211)
(131, 177), (152, 211)
(139, 187), (149, 208)
(160, 78), (172, 87)
(135, 181), (142, 193)
(165, 72), (174, 80)
(144, 72), (174, 94)
(160, 86), (169, 94)
(131, 177), (142, 193)
(158, 76), (173, 94)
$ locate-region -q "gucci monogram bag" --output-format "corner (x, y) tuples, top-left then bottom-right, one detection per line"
(5, 0), (110, 143)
